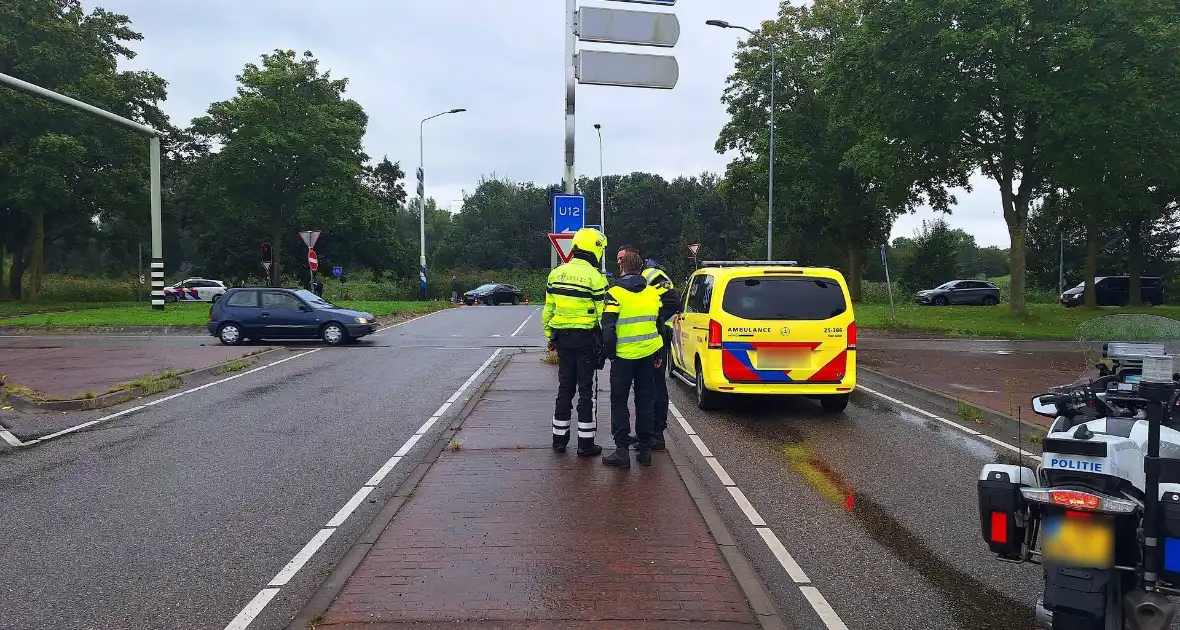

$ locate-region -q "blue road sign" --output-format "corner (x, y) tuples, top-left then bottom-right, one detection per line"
(332, 265), (343, 278)
(552, 194), (586, 234)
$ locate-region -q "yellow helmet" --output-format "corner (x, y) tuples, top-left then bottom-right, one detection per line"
(570, 227), (607, 262)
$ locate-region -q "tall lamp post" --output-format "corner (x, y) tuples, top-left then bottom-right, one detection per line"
(594, 123), (606, 272)
(418, 108), (467, 300)
(707, 19), (775, 260)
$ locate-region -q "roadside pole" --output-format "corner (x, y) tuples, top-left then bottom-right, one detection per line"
(881, 245), (897, 324)
(0, 72), (166, 310)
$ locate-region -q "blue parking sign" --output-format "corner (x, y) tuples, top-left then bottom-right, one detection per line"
(552, 194), (586, 234)
(332, 266), (343, 278)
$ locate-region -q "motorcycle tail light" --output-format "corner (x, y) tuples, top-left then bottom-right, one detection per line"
(1021, 487), (1137, 514)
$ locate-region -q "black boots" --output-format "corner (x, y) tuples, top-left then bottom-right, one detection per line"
(635, 450), (652, 466)
(602, 447), (630, 468)
(577, 443), (602, 456)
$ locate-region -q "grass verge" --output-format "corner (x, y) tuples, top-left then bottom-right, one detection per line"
(856, 303), (1180, 340)
(0, 300), (449, 328)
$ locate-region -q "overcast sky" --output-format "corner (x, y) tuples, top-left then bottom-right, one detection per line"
(81, 0), (1010, 247)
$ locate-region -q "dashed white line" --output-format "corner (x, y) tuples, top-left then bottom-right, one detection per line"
(223, 348), (504, 630)
(668, 403), (850, 630)
(511, 308), (540, 337)
(859, 385), (1042, 462)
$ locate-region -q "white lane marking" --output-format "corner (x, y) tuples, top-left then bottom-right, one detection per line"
(433, 402), (452, 417)
(222, 588), (278, 630)
(706, 457), (735, 486)
(668, 403), (851, 630)
(688, 434), (713, 457)
(14, 349), (322, 448)
(800, 586), (852, 630)
(511, 308), (539, 337)
(415, 417), (439, 435)
(268, 528), (336, 586)
(224, 348), (504, 630)
(326, 487), (375, 528)
(859, 385), (1043, 462)
(0, 426), (23, 447)
(365, 456), (403, 487)
(757, 527), (811, 584)
(726, 486), (767, 526)
(374, 308), (448, 335)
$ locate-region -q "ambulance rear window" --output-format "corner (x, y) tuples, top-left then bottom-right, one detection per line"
(721, 277), (847, 321)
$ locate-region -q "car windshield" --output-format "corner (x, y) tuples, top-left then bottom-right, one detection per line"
(473, 283), (498, 292)
(721, 277), (848, 321)
(296, 290), (336, 308)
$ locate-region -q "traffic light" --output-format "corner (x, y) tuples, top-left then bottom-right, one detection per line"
(261, 242), (272, 262)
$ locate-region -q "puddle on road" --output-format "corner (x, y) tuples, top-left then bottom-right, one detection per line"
(775, 442), (1036, 629)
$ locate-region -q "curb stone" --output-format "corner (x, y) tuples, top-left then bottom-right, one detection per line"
(2, 348), (281, 412)
(284, 351), (515, 630)
(858, 367), (1049, 442)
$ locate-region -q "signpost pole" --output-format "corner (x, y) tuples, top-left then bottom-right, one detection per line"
(881, 245), (897, 324)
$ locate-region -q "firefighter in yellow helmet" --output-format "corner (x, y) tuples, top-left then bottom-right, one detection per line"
(542, 227), (609, 456)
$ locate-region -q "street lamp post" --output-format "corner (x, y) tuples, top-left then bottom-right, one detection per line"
(594, 123), (606, 272)
(707, 20), (775, 260)
(418, 108), (466, 300)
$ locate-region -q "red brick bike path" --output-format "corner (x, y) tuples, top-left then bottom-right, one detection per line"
(316, 354), (763, 629)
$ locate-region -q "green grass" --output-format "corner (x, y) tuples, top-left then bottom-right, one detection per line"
(0, 301), (133, 316)
(856, 303), (1180, 340)
(0, 300), (449, 328)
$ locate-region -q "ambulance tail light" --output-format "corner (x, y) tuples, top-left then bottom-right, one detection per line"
(708, 319), (722, 350)
(847, 321), (857, 350)
(1020, 488), (1137, 514)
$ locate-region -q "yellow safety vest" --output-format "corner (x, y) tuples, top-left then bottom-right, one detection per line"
(605, 284), (664, 360)
(642, 267), (673, 290)
(542, 258), (607, 338)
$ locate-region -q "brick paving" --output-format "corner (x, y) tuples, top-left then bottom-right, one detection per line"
(319, 354), (759, 629)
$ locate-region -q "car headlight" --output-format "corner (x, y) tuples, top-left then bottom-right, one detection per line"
(355, 317), (370, 324)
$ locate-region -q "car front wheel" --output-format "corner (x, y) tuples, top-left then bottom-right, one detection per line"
(164, 294), (177, 304)
(218, 323), (243, 346)
(322, 322), (348, 346)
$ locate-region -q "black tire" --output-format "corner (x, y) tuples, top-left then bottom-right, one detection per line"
(512, 295), (520, 305)
(933, 296), (949, 306)
(322, 322), (348, 346)
(695, 358), (722, 411)
(164, 294), (178, 304)
(820, 394), (850, 413)
(218, 323), (244, 346)
(981, 295), (999, 306)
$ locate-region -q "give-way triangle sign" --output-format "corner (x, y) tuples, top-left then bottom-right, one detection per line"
(549, 233), (575, 264)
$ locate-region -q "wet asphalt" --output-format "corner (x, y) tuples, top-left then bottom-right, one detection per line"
(0, 305), (545, 630)
(665, 375), (1046, 630)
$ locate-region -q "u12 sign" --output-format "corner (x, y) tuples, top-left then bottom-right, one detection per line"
(552, 194), (586, 234)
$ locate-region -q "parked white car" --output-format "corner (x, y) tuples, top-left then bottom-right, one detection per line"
(163, 278), (227, 303)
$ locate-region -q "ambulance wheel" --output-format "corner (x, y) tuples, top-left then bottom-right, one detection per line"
(820, 394), (849, 413)
(695, 358), (722, 411)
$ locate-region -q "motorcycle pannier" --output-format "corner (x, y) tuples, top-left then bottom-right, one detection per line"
(978, 464), (1034, 560)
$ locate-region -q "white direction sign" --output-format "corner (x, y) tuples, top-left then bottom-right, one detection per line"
(576, 50), (678, 89)
(578, 7), (680, 48)
(299, 230), (321, 249)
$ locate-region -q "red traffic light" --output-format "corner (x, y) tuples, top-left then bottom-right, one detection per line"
(261, 243), (272, 262)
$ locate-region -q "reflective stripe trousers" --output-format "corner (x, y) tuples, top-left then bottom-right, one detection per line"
(552, 329), (598, 450)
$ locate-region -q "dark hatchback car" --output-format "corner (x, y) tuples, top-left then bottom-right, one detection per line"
(207, 287), (377, 346)
(914, 279), (1001, 306)
(463, 283), (523, 306)
(1060, 276), (1164, 307)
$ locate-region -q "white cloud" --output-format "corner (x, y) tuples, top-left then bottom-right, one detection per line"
(82, 0), (1011, 248)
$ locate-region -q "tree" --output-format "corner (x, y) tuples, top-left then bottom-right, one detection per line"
(900, 218), (966, 292)
(189, 50), (369, 286)
(0, 0), (170, 300)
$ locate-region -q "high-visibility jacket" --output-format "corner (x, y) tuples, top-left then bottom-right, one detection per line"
(603, 281), (664, 360)
(642, 266), (673, 290)
(542, 257), (608, 339)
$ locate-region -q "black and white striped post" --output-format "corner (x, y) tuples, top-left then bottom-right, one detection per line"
(0, 71), (165, 309)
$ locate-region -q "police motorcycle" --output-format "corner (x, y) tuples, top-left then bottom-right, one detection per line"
(978, 315), (1180, 630)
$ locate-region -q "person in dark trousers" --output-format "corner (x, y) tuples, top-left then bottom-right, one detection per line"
(616, 245), (679, 450)
(451, 276), (460, 304)
(601, 251), (669, 468)
(543, 228), (609, 456)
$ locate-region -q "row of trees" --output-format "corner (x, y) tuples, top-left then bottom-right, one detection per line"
(3, 0), (1177, 306)
(717, 0), (1180, 311)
